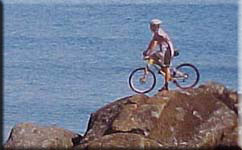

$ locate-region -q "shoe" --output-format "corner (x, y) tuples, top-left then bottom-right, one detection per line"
(158, 70), (165, 76)
(158, 86), (169, 92)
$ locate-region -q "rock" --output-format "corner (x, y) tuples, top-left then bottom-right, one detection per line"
(4, 82), (240, 150)
(80, 94), (150, 144)
(87, 133), (162, 149)
(198, 81), (238, 114)
(4, 122), (81, 149)
(75, 82), (239, 149)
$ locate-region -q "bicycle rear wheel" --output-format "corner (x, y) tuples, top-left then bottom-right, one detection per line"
(129, 67), (156, 94)
(173, 63), (200, 89)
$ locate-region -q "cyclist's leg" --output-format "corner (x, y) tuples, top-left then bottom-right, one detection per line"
(149, 52), (162, 66)
(159, 50), (172, 91)
(164, 49), (172, 80)
(155, 52), (165, 66)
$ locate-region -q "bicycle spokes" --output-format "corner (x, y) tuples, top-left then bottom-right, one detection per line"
(129, 68), (156, 94)
(174, 64), (200, 89)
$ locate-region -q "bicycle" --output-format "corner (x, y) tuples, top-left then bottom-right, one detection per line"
(128, 54), (200, 94)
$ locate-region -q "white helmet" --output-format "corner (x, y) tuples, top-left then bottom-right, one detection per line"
(150, 19), (162, 25)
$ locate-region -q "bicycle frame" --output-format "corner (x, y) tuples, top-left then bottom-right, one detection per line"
(144, 58), (188, 81)
(144, 58), (167, 76)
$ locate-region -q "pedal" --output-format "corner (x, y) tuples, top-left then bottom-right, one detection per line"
(158, 70), (165, 76)
(172, 79), (177, 84)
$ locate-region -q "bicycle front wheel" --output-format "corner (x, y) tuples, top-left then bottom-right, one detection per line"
(174, 63), (200, 89)
(129, 67), (156, 94)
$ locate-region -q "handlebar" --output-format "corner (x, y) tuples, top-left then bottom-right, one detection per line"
(143, 55), (150, 60)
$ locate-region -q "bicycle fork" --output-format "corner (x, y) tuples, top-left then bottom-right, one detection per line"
(144, 65), (149, 75)
(140, 65), (149, 83)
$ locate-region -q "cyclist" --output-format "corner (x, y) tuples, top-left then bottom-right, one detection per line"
(143, 19), (175, 91)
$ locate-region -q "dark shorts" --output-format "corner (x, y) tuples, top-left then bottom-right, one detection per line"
(164, 49), (171, 67)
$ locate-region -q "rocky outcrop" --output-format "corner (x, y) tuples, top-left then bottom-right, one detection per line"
(4, 82), (240, 150)
(74, 82), (239, 149)
(4, 122), (81, 149)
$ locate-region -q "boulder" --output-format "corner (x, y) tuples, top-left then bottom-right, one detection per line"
(75, 82), (239, 149)
(4, 82), (240, 150)
(87, 133), (162, 149)
(4, 122), (81, 149)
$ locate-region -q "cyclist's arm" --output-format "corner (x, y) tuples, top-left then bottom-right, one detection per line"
(143, 39), (158, 56)
(147, 39), (158, 51)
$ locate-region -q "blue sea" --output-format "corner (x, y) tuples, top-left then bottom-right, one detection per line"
(3, 2), (238, 142)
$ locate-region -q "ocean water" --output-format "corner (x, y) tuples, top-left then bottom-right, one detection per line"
(3, 3), (238, 142)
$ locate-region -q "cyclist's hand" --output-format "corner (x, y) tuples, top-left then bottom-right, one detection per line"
(143, 49), (152, 57)
(143, 55), (150, 60)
